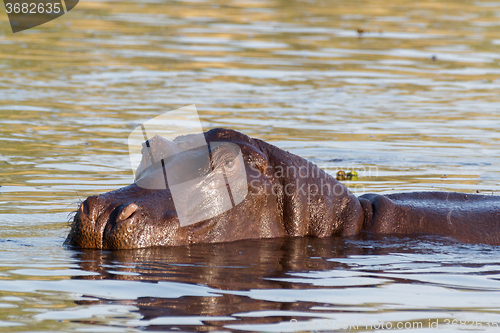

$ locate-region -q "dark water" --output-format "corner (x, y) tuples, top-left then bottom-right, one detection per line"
(1, 0), (500, 331)
(2, 236), (500, 331)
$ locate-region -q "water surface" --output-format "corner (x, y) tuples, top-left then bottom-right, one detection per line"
(1, 0), (500, 331)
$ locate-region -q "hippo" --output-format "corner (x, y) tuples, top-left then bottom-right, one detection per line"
(65, 128), (500, 249)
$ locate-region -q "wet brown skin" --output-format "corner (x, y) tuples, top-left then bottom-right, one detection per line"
(65, 128), (500, 249)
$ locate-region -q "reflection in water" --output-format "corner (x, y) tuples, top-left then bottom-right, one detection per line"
(67, 236), (500, 331)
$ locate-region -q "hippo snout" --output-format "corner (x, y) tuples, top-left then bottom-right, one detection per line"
(65, 185), (188, 249)
(64, 195), (107, 249)
(78, 196), (138, 227)
(67, 196), (142, 249)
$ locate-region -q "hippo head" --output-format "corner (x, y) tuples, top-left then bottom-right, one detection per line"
(65, 128), (291, 249)
(66, 128), (363, 249)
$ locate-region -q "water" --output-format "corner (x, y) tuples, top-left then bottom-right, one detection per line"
(1, 0), (500, 331)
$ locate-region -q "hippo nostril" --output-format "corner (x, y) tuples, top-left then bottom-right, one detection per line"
(118, 203), (138, 221)
(79, 200), (89, 218)
(79, 195), (98, 220)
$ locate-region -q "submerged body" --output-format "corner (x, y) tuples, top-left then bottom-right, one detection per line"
(65, 129), (500, 249)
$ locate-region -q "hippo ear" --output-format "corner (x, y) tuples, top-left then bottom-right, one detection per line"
(253, 138), (363, 237)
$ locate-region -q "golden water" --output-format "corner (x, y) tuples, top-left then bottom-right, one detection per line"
(1, 0), (500, 331)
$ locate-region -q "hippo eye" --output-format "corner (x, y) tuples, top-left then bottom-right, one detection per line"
(208, 143), (240, 173)
(224, 158), (235, 170)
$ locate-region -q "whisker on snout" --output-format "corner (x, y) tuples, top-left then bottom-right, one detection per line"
(66, 199), (83, 227)
(67, 210), (78, 227)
